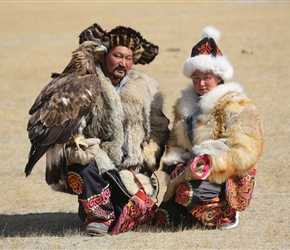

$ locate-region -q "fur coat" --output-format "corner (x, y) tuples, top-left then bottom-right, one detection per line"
(83, 66), (169, 172)
(79, 66), (169, 195)
(161, 82), (263, 184)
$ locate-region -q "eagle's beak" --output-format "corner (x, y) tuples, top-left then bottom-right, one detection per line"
(93, 44), (107, 62)
(95, 45), (107, 54)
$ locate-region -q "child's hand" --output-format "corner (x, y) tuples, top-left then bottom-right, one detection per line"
(170, 163), (186, 179)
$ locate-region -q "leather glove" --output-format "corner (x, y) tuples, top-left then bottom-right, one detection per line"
(66, 138), (101, 166)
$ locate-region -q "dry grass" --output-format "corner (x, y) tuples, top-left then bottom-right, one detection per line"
(0, 1), (289, 249)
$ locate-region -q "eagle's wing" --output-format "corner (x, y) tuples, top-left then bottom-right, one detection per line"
(25, 72), (101, 179)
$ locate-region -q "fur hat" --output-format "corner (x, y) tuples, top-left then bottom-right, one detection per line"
(183, 26), (233, 81)
(79, 23), (158, 65)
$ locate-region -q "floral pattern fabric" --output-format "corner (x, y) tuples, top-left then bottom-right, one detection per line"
(67, 171), (83, 194)
(111, 190), (157, 234)
(67, 162), (116, 227)
(190, 197), (236, 227)
(225, 169), (256, 211)
(155, 177), (247, 229)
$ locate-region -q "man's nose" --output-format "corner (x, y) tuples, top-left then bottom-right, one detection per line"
(119, 58), (126, 66)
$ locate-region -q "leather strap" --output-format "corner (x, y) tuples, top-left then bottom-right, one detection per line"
(129, 168), (146, 194)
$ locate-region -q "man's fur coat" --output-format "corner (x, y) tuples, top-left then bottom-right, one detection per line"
(161, 82), (263, 184)
(80, 66), (169, 195)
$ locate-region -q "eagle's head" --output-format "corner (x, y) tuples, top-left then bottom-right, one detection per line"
(78, 41), (107, 62)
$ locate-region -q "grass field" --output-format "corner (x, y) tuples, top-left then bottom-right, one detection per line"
(0, 1), (289, 249)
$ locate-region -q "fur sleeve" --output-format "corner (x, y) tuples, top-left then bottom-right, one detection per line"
(140, 74), (170, 172)
(142, 91), (170, 172)
(160, 103), (193, 171)
(193, 105), (263, 183)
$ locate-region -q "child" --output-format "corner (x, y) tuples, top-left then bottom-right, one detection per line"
(155, 26), (263, 230)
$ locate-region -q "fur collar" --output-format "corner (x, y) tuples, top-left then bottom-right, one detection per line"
(177, 82), (244, 117)
(176, 84), (199, 118)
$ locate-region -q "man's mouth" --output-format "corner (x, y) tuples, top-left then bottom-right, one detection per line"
(115, 67), (126, 74)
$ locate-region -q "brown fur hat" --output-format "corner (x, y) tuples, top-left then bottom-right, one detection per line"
(79, 23), (158, 65)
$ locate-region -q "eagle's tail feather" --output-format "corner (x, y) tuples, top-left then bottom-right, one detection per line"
(45, 144), (67, 186)
(25, 144), (50, 177)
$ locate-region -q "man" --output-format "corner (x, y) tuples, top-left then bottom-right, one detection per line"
(57, 23), (169, 235)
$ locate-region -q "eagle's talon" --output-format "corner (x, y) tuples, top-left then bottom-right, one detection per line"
(74, 136), (89, 151)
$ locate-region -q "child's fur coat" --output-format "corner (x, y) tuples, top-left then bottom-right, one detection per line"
(161, 82), (263, 184)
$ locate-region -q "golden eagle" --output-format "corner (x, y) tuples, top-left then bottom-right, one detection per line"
(25, 41), (107, 187)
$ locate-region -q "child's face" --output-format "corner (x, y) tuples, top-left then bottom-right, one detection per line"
(191, 70), (222, 96)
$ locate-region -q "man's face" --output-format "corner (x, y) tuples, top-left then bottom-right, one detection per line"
(102, 45), (134, 85)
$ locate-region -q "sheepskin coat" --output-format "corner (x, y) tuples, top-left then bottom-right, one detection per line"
(161, 82), (263, 184)
(83, 65), (170, 173)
